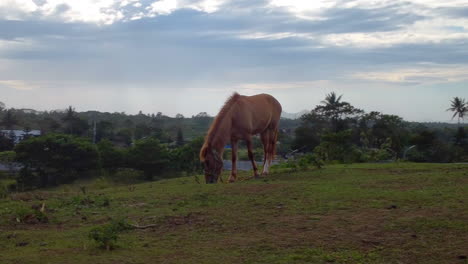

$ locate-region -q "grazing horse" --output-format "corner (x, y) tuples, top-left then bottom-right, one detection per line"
(200, 92), (282, 184)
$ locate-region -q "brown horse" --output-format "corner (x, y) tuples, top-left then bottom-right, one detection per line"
(200, 92), (282, 183)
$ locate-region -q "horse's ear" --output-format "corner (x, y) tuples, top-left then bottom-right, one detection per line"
(200, 145), (208, 162)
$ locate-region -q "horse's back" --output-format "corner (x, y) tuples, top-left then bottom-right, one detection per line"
(244, 93), (282, 118)
(234, 93), (282, 134)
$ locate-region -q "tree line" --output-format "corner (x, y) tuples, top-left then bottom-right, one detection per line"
(0, 94), (467, 191)
(292, 93), (467, 164)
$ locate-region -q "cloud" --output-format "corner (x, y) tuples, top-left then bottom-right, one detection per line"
(147, 0), (177, 15)
(236, 80), (331, 91)
(351, 64), (468, 85)
(0, 79), (39, 90)
(0, 0), (467, 121)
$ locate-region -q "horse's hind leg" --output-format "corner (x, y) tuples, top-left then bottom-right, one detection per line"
(260, 131), (270, 175)
(264, 128), (278, 175)
(246, 136), (259, 178)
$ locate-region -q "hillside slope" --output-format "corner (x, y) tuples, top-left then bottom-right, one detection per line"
(1, 163), (467, 264)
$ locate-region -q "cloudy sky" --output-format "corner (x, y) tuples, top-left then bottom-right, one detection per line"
(0, 0), (467, 121)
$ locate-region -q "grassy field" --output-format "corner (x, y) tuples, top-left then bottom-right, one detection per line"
(0, 163), (467, 264)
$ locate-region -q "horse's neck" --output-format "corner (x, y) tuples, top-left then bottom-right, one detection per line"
(209, 113), (232, 151)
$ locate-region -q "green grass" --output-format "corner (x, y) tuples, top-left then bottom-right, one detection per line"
(0, 162), (467, 264)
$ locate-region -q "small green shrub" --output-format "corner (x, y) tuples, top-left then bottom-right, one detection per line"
(88, 218), (132, 250)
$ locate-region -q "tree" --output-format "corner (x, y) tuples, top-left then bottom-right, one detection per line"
(195, 112), (210, 118)
(0, 101), (5, 112)
(127, 138), (169, 180)
(170, 137), (204, 173)
(447, 97), (467, 125)
(96, 121), (115, 142)
(97, 140), (124, 173)
(293, 112), (328, 151)
(0, 133), (14, 151)
(0, 151), (16, 174)
(38, 117), (61, 134)
(1, 109), (17, 129)
(61, 106), (89, 136)
(14, 134), (100, 188)
(176, 128), (184, 146)
(314, 92), (363, 132)
(358, 112), (408, 157)
(294, 93), (363, 152)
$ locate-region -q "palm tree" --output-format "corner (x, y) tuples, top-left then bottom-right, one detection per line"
(62, 106), (76, 134)
(320, 92), (345, 109)
(317, 92), (360, 131)
(447, 97), (467, 125)
(320, 92), (346, 120)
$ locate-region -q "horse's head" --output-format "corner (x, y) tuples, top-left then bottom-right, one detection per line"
(200, 146), (223, 184)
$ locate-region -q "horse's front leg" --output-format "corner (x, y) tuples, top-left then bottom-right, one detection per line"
(228, 139), (238, 183)
(246, 137), (259, 178)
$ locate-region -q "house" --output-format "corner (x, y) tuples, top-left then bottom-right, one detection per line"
(0, 130), (41, 144)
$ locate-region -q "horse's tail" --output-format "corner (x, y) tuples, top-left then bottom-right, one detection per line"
(270, 128), (279, 163)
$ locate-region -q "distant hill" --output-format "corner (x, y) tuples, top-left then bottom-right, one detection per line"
(408, 122), (463, 129)
(281, 110), (309, 119)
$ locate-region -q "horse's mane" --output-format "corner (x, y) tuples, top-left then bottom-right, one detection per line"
(200, 92), (241, 161)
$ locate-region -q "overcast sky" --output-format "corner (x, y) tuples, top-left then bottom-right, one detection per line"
(0, 0), (467, 122)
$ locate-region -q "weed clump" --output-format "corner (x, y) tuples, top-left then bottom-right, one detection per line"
(63, 194), (111, 209)
(11, 203), (48, 224)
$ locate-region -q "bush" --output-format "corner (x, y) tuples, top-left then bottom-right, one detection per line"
(88, 218), (132, 250)
(10, 204), (48, 224)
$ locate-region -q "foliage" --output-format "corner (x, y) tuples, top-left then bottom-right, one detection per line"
(0, 151), (16, 170)
(447, 96), (467, 124)
(293, 93), (468, 163)
(88, 218), (132, 250)
(14, 134), (100, 188)
(126, 137), (170, 180)
(314, 92), (363, 132)
(272, 153), (324, 172)
(97, 140), (124, 173)
(176, 127), (184, 146)
(0, 110), (18, 129)
(312, 130), (364, 163)
(169, 136), (204, 174)
(61, 106), (90, 136)
(7, 203), (49, 224)
(0, 133), (15, 151)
